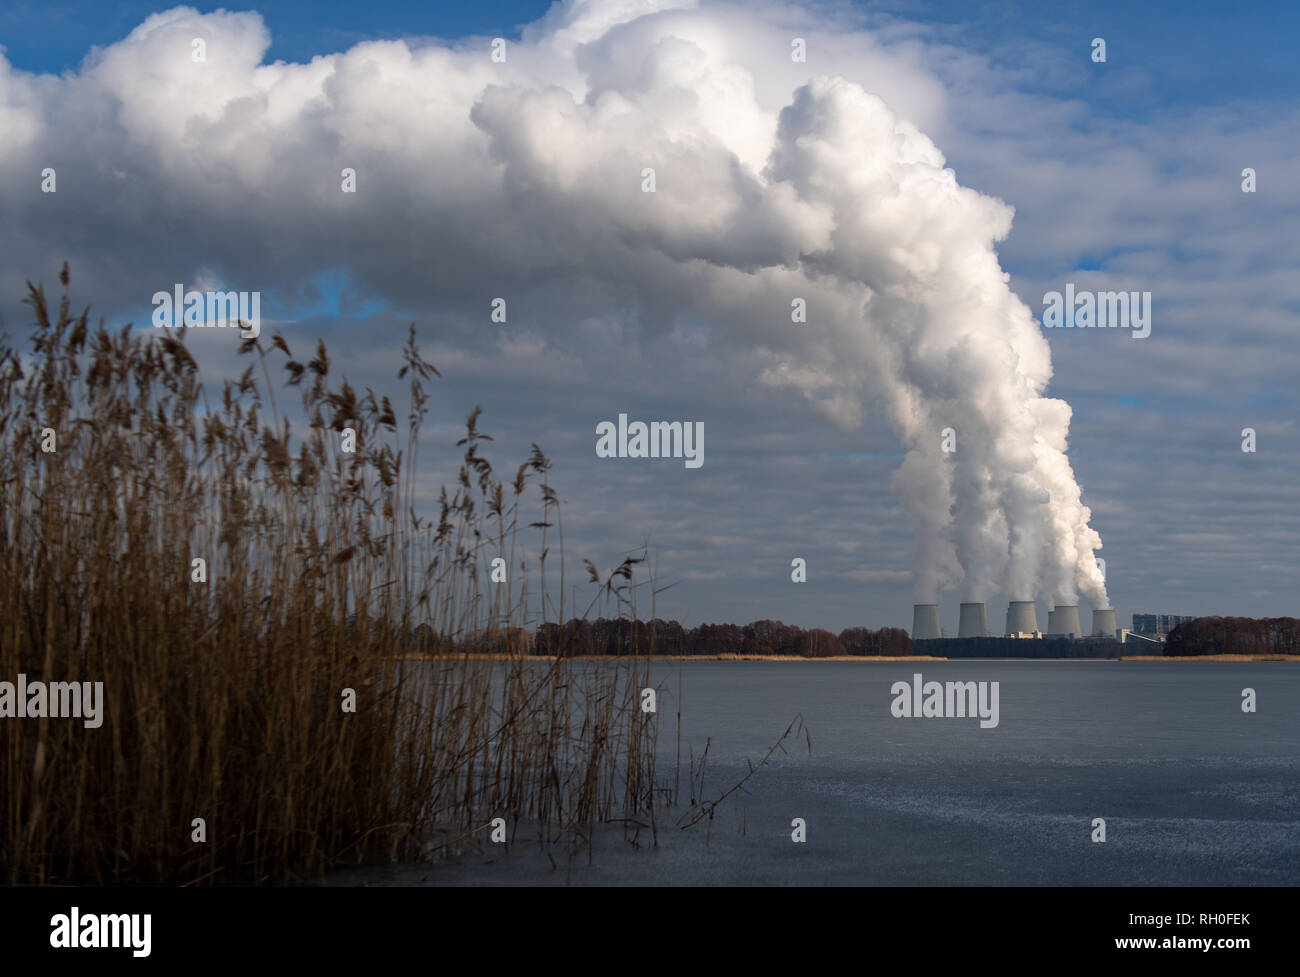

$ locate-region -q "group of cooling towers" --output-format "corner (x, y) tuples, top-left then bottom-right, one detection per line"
(912, 601), (1119, 640)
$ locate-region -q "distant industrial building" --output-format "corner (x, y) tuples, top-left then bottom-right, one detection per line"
(1132, 613), (1196, 640)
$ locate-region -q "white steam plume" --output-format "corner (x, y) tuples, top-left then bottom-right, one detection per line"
(0, 0), (1108, 608)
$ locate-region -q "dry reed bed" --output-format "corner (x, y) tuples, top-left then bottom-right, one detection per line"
(1120, 655), (1300, 662)
(0, 267), (663, 884)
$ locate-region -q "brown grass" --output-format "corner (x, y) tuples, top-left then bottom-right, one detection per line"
(0, 266), (664, 884)
(1121, 655), (1300, 662)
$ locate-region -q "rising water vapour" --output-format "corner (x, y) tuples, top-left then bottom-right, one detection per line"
(757, 80), (1109, 609)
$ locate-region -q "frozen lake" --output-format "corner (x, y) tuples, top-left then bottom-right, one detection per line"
(345, 660), (1300, 885)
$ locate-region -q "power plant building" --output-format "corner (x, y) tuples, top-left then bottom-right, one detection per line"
(1092, 608), (1117, 638)
(1046, 604), (1082, 637)
(1132, 613), (1196, 639)
(910, 599), (1125, 652)
(958, 602), (988, 638)
(912, 604), (941, 640)
(1005, 600), (1039, 637)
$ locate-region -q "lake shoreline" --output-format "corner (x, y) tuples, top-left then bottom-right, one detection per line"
(388, 653), (1300, 662)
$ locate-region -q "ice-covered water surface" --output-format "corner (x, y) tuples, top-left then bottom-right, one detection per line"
(340, 661), (1300, 885)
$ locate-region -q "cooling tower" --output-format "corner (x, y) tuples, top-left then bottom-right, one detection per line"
(1005, 600), (1038, 636)
(912, 603), (941, 640)
(958, 602), (987, 638)
(1046, 608), (1059, 634)
(1054, 605), (1081, 637)
(1092, 608), (1116, 637)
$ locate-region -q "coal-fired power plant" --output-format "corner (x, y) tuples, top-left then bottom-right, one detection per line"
(1048, 604), (1081, 637)
(910, 599), (1124, 648)
(1005, 601), (1039, 636)
(958, 602), (988, 638)
(912, 604), (941, 640)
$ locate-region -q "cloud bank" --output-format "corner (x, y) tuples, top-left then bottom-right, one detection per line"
(0, 0), (1109, 607)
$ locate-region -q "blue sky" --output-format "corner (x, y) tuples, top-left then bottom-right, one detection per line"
(1, 1), (1296, 635)
(2, 1), (548, 68)
(7, 0), (1298, 107)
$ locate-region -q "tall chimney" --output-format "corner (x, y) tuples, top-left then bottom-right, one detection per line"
(1005, 600), (1038, 636)
(1092, 608), (1116, 637)
(912, 603), (941, 640)
(1055, 605), (1081, 637)
(958, 602), (987, 638)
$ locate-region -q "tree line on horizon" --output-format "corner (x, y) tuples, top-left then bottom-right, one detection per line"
(1164, 616), (1300, 656)
(523, 618), (913, 657)
(409, 615), (1300, 658)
